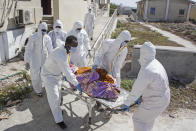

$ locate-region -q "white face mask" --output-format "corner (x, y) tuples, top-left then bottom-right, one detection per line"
(55, 28), (61, 34)
(76, 29), (81, 34)
(42, 32), (47, 36)
(120, 42), (127, 48)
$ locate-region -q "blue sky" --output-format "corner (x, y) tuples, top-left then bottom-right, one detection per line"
(111, 0), (196, 8)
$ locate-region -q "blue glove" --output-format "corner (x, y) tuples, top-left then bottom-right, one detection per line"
(76, 84), (82, 94)
(121, 105), (130, 112)
(62, 76), (67, 81)
(92, 65), (97, 71)
(136, 96), (142, 105)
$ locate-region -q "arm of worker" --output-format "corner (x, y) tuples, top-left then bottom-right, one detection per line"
(113, 48), (128, 87)
(94, 40), (110, 67)
(124, 70), (152, 106)
(57, 55), (79, 86)
(24, 36), (33, 64)
(46, 36), (53, 54)
(84, 14), (87, 28)
(62, 31), (67, 42)
(83, 32), (91, 51)
(93, 14), (95, 29)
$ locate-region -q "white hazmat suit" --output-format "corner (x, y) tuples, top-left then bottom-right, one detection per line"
(84, 8), (95, 40)
(93, 0), (98, 17)
(67, 21), (91, 67)
(48, 20), (67, 49)
(124, 42), (170, 131)
(24, 22), (53, 94)
(94, 30), (131, 87)
(41, 47), (79, 123)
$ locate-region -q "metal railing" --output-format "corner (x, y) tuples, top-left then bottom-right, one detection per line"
(88, 9), (117, 65)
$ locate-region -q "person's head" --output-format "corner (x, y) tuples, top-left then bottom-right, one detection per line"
(38, 22), (48, 36)
(73, 21), (83, 34)
(88, 7), (92, 13)
(139, 42), (156, 66)
(117, 30), (131, 46)
(54, 20), (63, 33)
(65, 35), (78, 53)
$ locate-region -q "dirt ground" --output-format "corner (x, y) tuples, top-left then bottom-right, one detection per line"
(150, 22), (196, 45)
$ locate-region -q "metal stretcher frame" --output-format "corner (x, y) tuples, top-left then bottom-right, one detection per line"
(61, 82), (130, 124)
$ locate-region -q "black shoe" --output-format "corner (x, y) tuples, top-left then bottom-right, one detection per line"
(91, 38), (93, 40)
(95, 102), (104, 112)
(57, 121), (67, 129)
(36, 93), (43, 97)
(60, 96), (63, 106)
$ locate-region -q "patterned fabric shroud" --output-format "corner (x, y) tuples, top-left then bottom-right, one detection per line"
(69, 65), (120, 101)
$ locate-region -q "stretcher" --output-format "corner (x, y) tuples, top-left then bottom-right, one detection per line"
(61, 81), (131, 124)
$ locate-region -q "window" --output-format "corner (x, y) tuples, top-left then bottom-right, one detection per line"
(150, 8), (155, 15)
(179, 9), (185, 15)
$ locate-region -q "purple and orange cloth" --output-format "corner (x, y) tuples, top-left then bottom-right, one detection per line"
(69, 64), (120, 101)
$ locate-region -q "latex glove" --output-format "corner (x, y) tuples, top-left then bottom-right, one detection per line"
(121, 105), (130, 112)
(92, 65), (97, 72)
(62, 76), (67, 81)
(76, 84), (82, 94)
(136, 96), (142, 105)
(25, 63), (30, 70)
(88, 50), (92, 58)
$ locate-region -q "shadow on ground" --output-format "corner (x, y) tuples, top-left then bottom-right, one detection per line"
(4, 91), (110, 131)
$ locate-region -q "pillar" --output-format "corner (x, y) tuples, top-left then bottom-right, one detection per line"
(187, 3), (192, 21)
(144, 0), (149, 20)
(165, 0), (170, 21)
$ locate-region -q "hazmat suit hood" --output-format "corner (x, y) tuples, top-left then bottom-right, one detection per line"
(53, 20), (63, 29)
(72, 21), (83, 32)
(114, 30), (131, 48)
(38, 22), (48, 36)
(139, 42), (156, 67)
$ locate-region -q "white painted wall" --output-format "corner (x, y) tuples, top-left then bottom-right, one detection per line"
(0, 25), (36, 63)
(53, 0), (89, 31)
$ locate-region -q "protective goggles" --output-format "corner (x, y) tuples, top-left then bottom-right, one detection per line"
(41, 29), (47, 32)
(76, 28), (82, 31)
(55, 26), (61, 29)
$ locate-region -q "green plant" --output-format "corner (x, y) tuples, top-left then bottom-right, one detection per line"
(121, 79), (134, 91)
(0, 71), (32, 113)
(110, 3), (118, 16)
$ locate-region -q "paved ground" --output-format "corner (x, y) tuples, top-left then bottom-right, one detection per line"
(141, 23), (196, 49)
(1, 93), (196, 131)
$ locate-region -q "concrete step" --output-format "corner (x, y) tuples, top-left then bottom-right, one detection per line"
(42, 19), (53, 25)
(42, 15), (54, 21)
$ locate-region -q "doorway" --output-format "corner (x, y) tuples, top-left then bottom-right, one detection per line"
(41, 0), (52, 15)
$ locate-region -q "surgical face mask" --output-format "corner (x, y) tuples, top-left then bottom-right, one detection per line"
(55, 28), (61, 34)
(120, 42), (126, 48)
(41, 29), (47, 36)
(120, 40), (130, 48)
(76, 28), (82, 33)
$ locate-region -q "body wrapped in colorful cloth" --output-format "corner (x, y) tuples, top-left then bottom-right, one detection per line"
(69, 64), (120, 101)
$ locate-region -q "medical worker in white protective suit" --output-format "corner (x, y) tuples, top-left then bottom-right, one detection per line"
(41, 36), (82, 129)
(24, 22), (53, 96)
(122, 42), (170, 131)
(67, 21), (91, 67)
(48, 20), (67, 49)
(93, 30), (131, 87)
(84, 7), (95, 40)
(93, 0), (98, 17)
